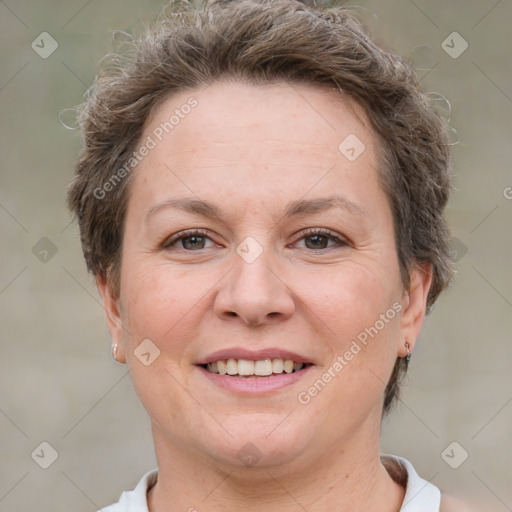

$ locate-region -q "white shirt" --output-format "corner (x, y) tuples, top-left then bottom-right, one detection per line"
(98, 454), (441, 511)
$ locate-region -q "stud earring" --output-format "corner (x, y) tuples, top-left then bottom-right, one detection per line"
(112, 343), (119, 362)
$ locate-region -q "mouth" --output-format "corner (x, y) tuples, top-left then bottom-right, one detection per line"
(195, 348), (315, 393)
(199, 358), (313, 378)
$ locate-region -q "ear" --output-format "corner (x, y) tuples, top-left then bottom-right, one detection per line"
(398, 262), (433, 357)
(96, 274), (127, 364)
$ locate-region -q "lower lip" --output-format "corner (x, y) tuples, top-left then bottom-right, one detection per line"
(196, 365), (313, 394)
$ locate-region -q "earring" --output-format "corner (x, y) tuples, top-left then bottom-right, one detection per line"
(404, 341), (411, 364)
(112, 343), (119, 362)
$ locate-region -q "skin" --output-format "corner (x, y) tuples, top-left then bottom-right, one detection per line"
(98, 80), (432, 512)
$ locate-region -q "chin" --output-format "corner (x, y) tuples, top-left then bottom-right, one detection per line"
(199, 415), (313, 470)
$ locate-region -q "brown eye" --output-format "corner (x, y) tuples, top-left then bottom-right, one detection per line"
(294, 228), (348, 251)
(180, 235), (207, 250)
(304, 234), (331, 250)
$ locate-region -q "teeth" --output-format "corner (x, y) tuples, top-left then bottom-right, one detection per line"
(226, 359), (237, 375)
(255, 359), (273, 376)
(205, 358), (305, 376)
(238, 359), (254, 376)
(217, 360), (227, 375)
(272, 358), (284, 373)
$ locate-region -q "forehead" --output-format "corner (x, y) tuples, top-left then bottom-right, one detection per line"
(131, 80), (381, 210)
(144, 79), (374, 155)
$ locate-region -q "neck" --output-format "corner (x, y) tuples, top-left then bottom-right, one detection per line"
(147, 420), (405, 512)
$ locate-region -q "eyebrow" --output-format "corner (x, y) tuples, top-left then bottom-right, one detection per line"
(145, 195), (368, 222)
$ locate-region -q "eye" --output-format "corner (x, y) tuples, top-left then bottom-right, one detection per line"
(293, 228), (348, 250)
(162, 229), (217, 251)
(161, 228), (348, 252)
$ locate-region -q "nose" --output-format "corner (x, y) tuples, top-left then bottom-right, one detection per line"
(213, 246), (296, 327)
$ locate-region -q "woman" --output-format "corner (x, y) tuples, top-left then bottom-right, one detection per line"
(67, 0), (463, 510)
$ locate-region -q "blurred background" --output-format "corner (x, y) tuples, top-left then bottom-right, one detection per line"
(1, 0), (511, 510)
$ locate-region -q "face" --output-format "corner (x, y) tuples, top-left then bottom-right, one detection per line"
(99, 81), (431, 473)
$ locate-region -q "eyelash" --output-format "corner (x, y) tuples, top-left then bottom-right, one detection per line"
(161, 228), (348, 251)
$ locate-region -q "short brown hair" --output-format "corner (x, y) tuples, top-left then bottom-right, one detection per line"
(67, 0), (454, 414)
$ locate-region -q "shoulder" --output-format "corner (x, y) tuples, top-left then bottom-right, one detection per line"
(96, 469), (158, 512)
(440, 494), (481, 512)
(382, 454), (478, 512)
(381, 454), (441, 511)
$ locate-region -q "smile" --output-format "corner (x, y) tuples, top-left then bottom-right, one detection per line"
(202, 358), (312, 377)
(196, 348), (314, 392)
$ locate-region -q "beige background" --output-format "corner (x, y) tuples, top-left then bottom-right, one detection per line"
(1, 0), (511, 510)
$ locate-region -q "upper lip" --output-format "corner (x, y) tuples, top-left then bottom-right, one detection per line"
(196, 348), (313, 365)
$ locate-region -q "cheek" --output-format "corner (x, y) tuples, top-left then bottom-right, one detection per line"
(119, 263), (201, 358)
(118, 267), (209, 428)
(305, 261), (400, 336)
(303, 262), (402, 396)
